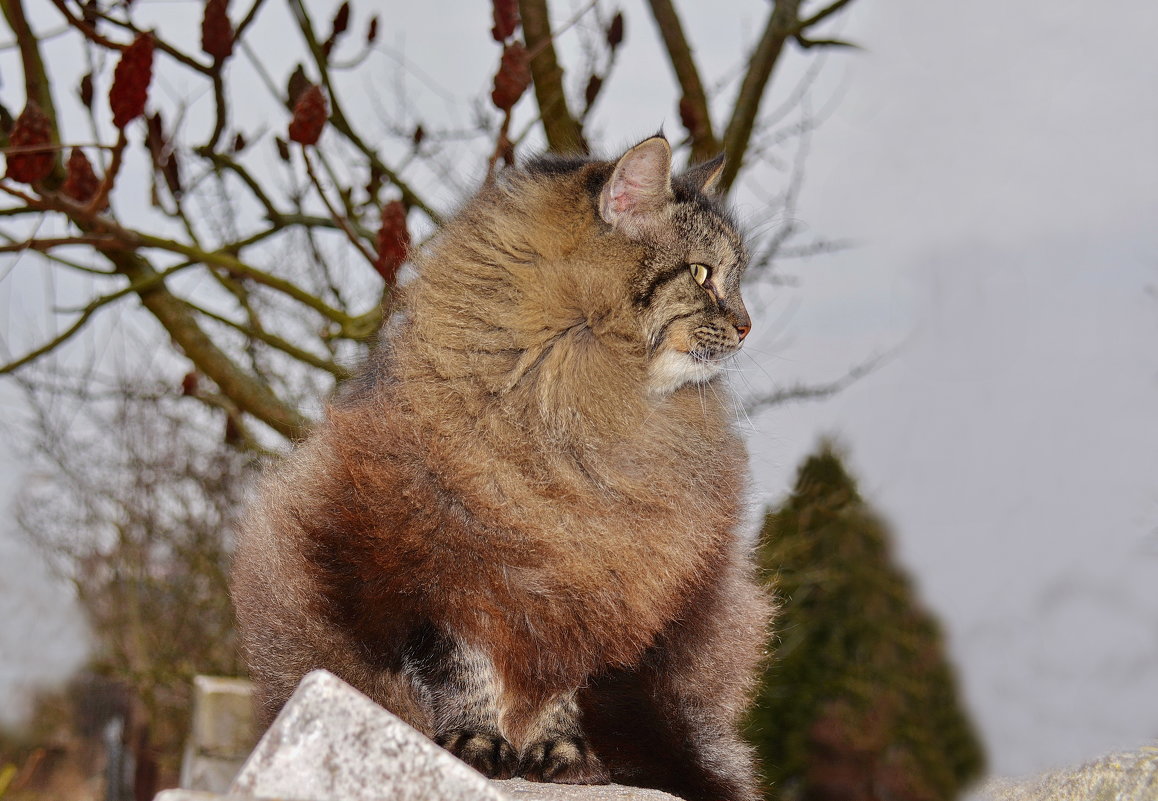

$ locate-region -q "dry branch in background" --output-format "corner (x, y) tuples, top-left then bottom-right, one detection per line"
(1, 0), (861, 445)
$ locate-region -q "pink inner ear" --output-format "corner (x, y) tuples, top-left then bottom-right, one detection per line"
(608, 145), (670, 216)
(610, 172), (650, 214)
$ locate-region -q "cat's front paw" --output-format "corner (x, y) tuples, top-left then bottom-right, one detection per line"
(436, 729), (518, 779)
(517, 735), (609, 785)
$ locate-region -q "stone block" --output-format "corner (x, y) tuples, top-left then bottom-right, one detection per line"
(180, 676), (259, 792)
(229, 670), (511, 801)
(983, 744), (1158, 801)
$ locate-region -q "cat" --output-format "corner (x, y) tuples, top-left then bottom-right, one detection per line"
(230, 135), (772, 801)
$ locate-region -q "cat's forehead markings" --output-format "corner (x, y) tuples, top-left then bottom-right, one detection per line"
(694, 211), (745, 270)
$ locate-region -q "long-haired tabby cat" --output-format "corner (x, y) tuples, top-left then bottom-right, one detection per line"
(231, 135), (771, 801)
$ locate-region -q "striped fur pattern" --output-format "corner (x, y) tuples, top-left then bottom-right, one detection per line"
(231, 136), (772, 801)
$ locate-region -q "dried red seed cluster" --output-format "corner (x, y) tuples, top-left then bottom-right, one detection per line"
(110, 34), (155, 129)
(585, 74), (604, 108)
(146, 112), (183, 198)
(63, 148), (101, 203)
(79, 73), (95, 110)
(201, 0), (234, 63)
(288, 84), (327, 146)
(322, 3), (350, 58)
(491, 0), (520, 42)
(679, 95), (702, 138)
(491, 42), (531, 112)
(181, 371), (200, 396)
(286, 65), (310, 108)
(5, 102), (54, 185)
(331, 3), (350, 37)
(607, 12), (624, 48)
(375, 200), (410, 285)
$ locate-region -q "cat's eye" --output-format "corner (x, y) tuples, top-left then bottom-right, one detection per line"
(689, 263), (711, 285)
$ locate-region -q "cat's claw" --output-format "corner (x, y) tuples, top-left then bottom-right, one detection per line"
(517, 736), (610, 785)
(436, 729), (518, 779)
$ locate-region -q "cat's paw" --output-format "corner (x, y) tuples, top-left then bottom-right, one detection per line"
(436, 729), (518, 779)
(517, 735), (610, 785)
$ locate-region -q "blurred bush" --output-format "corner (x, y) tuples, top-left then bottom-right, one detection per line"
(748, 441), (985, 801)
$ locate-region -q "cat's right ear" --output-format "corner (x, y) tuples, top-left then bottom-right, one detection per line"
(682, 154), (726, 196)
(600, 136), (673, 229)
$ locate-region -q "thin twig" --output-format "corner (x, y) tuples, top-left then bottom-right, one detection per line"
(0, 236), (131, 254)
(47, 0), (125, 50)
(87, 129), (127, 214)
(287, 0), (442, 223)
(90, 8), (213, 75)
(744, 349), (895, 416)
(300, 147), (377, 269)
(185, 300), (352, 380)
(0, 261), (199, 375)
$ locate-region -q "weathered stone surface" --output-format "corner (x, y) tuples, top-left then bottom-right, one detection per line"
(499, 778), (682, 800)
(157, 793), (272, 801)
(161, 670), (684, 801)
(983, 744), (1158, 801)
(229, 670), (511, 801)
(158, 781), (682, 801)
(180, 676), (259, 792)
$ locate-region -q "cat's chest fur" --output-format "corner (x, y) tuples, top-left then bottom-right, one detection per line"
(302, 378), (744, 683)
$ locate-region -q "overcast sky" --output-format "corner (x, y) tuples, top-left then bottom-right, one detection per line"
(2, 0), (1157, 780)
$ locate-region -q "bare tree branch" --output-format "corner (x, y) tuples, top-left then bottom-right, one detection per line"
(519, 0), (588, 154)
(46, 0), (124, 51)
(795, 0), (857, 31)
(644, 0), (719, 163)
(795, 35), (859, 49)
(186, 301), (352, 381)
(720, 0), (801, 193)
(0, 235), (130, 254)
(744, 349), (894, 416)
(106, 247), (310, 440)
(2, 0), (63, 184)
(301, 147), (377, 269)
(287, 0), (442, 224)
(720, 0), (860, 192)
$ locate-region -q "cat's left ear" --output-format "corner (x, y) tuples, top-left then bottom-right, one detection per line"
(600, 136), (673, 227)
(682, 154), (726, 196)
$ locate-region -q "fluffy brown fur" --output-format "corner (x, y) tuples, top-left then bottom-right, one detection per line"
(231, 136), (772, 801)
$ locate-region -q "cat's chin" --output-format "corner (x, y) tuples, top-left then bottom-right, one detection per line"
(647, 349), (724, 396)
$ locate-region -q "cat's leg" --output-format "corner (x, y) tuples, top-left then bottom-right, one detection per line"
(582, 559), (771, 801)
(644, 562), (770, 801)
(517, 691), (609, 784)
(401, 624), (519, 779)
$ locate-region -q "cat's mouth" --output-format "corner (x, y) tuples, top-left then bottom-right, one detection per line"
(647, 347), (734, 396)
(688, 343), (740, 363)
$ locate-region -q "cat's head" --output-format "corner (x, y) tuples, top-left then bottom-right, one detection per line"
(596, 136), (751, 396)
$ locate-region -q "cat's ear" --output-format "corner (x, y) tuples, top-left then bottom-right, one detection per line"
(682, 154), (726, 196)
(600, 136), (673, 227)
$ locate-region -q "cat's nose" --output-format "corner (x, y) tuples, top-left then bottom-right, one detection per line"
(726, 299), (751, 342)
